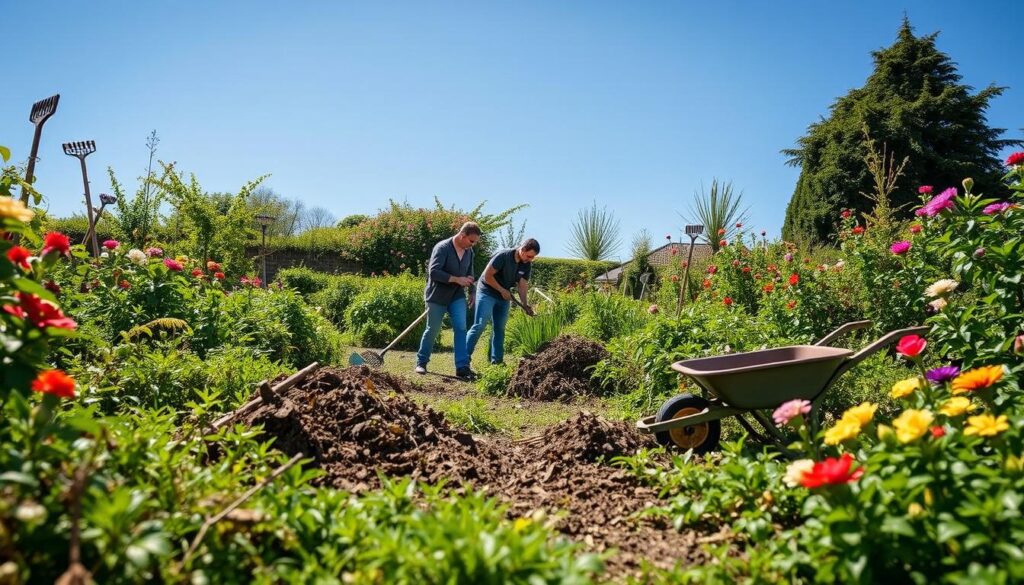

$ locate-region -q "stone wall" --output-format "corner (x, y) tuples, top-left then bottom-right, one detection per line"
(247, 247), (362, 282)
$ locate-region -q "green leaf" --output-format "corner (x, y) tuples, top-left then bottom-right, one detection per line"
(881, 516), (915, 537)
(0, 471), (39, 487)
(12, 278), (57, 302)
(937, 519), (970, 542)
(0, 145), (10, 162)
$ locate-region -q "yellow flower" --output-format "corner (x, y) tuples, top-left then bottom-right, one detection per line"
(924, 279), (958, 298)
(892, 409), (934, 444)
(964, 414), (1010, 437)
(951, 365), (1004, 395)
(939, 396), (975, 417)
(907, 502), (925, 518)
(824, 418), (862, 445)
(890, 377), (922, 399)
(513, 517), (533, 533)
(842, 402), (878, 426)
(876, 424), (893, 440)
(0, 196), (34, 222)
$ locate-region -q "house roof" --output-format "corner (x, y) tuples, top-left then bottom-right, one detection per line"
(595, 241), (713, 283)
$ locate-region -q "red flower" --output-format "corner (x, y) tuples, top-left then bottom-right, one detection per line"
(706, 265), (717, 275)
(670, 248), (678, 255)
(680, 261), (688, 268)
(735, 222), (743, 228)
(788, 273), (799, 286)
(895, 335), (927, 358)
(119, 280), (131, 290)
(7, 246), (31, 269)
(44, 280), (61, 295)
(723, 297), (733, 307)
(2, 292), (77, 330)
(1005, 152), (1024, 167)
(742, 266), (751, 273)
(800, 453), (864, 488)
(841, 210), (851, 219)
(767, 264), (778, 273)
(41, 232), (71, 257)
(918, 185), (933, 195)
(163, 258), (184, 272)
(763, 283), (774, 293)
(731, 260), (740, 267)
(930, 426), (946, 438)
(251, 277), (262, 287)
(31, 370), (76, 399)
(719, 239), (728, 247)
(102, 239), (119, 250)
(910, 224), (922, 234)
(702, 279), (712, 289)
(648, 304), (659, 314)
(717, 228), (726, 236)
(214, 271), (225, 280)
(191, 268), (204, 277)
(207, 261), (222, 271)
(670, 275), (679, 282)
(787, 300), (797, 310)
(852, 226), (865, 235)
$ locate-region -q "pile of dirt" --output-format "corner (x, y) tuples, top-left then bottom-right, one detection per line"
(238, 366), (503, 491)
(528, 411), (656, 464)
(507, 335), (609, 401)
(237, 365), (712, 578)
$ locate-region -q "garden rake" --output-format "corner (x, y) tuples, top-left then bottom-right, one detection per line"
(21, 94), (60, 205)
(62, 140), (100, 256)
(349, 309), (429, 367)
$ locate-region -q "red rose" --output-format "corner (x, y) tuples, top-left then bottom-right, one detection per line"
(706, 265), (717, 275)
(102, 239), (119, 250)
(723, 297), (733, 307)
(788, 273), (799, 286)
(841, 210), (851, 219)
(31, 369), (76, 399)
(742, 266), (751, 273)
(717, 228), (726, 236)
(214, 271), (225, 280)
(895, 334), (927, 358)
(800, 453), (864, 489)
(7, 246), (31, 269)
(41, 232), (71, 257)
(852, 226), (865, 235)
(2, 292), (77, 330)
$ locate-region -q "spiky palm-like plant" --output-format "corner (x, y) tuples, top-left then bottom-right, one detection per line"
(682, 179), (749, 252)
(567, 202), (622, 261)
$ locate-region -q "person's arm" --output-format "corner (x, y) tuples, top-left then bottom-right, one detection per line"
(483, 265), (511, 300)
(428, 243), (470, 286)
(517, 278), (533, 315)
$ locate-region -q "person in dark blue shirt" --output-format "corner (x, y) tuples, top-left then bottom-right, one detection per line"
(416, 222), (480, 379)
(466, 238), (539, 367)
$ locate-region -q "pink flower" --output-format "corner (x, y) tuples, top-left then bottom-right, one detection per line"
(918, 185), (933, 194)
(890, 241), (911, 255)
(647, 304), (659, 314)
(896, 335), (927, 358)
(784, 253), (793, 262)
(983, 202), (1011, 215)
(145, 247), (163, 258)
(910, 224), (922, 234)
(163, 258), (183, 271)
(773, 399), (811, 425)
(915, 187), (956, 217)
(102, 239), (120, 250)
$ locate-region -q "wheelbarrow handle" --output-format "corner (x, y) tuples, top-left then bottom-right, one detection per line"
(815, 320), (873, 347)
(841, 324), (931, 371)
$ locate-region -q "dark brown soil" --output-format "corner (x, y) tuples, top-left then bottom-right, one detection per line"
(239, 365), (712, 578)
(507, 335), (610, 401)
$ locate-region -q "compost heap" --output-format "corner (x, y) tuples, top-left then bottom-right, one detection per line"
(240, 366), (711, 576)
(507, 335), (609, 400)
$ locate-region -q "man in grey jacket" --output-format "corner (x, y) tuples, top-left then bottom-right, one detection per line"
(415, 221), (480, 379)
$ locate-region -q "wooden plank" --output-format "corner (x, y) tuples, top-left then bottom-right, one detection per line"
(207, 362), (320, 433)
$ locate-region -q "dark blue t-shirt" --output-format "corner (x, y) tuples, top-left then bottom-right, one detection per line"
(481, 248), (531, 297)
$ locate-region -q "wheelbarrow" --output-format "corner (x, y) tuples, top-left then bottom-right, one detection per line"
(636, 321), (928, 454)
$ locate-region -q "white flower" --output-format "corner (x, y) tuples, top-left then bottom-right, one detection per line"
(835, 260), (845, 270)
(783, 459), (815, 488)
(127, 249), (148, 266)
(100, 252), (109, 258)
(925, 279), (958, 298)
(14, 501), (47, 523)
(929, 298), (948, 311)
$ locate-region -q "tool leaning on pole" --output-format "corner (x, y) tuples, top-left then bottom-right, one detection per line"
(62, 140), (101, 256)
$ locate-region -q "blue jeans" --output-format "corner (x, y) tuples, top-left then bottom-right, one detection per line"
(416, 297), (469, 369)
(466, 290), (510, 364)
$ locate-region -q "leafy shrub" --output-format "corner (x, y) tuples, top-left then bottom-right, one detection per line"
(529, 257), (617, 291)
(567, 292), (648, 342)
(310, 274), (367, 328)
(277, 266), (334, 295)
(344, 274), (425, 349)
(476, 363), (513, 395)
(505, 311), (564, 356)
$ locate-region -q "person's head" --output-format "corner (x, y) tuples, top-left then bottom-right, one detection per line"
(455, 221), (481, 247)
(518, 238), (540, 263)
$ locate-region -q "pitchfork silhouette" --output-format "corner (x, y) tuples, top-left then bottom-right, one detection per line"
(21, 94), (60, 205)
(62, 140), (100, 256)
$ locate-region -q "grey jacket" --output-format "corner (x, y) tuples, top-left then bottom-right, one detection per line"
(424, 237), (474, 305)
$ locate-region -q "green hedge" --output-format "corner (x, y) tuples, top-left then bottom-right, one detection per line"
(527, 257), (617, 291)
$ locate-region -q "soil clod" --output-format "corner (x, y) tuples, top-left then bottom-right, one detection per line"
(507, 335), (609, 401)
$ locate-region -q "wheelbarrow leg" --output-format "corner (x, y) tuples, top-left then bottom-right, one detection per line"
(735, 413), (771, 444)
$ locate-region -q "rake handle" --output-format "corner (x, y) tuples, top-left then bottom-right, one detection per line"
(380, 309), (429, 355)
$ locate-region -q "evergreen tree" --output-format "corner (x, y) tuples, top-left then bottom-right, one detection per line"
(782, 18), (1020, 244)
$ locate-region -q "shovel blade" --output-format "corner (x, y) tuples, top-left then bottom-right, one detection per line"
(348, 352), (365, 365)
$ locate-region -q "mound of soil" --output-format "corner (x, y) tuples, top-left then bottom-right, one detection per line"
(507, 335), (609, 401)
(530, 411), (656, 464)
(239, 366), (502, 491)
(238, 365), (712, 578)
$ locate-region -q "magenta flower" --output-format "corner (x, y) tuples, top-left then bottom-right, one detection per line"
(163, 258), (183, 271)
(784, 253), (794, 262)
(102, 239), (120, 250)
(145, 247), (164, 258)
(890, 241), (911, 255)
(773, 399), (812, 426)
(926, 366), (960, 384)
(915, 187), (956, 217)
(982, 202), (1011, 215)
(918, 185), (933, 194)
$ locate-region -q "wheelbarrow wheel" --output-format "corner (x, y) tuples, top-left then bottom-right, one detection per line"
(654, 394), (721, 454)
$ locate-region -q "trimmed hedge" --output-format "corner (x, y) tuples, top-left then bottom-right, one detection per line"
(527, 257), (617, 291)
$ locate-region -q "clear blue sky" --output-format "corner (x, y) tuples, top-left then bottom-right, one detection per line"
(2, 1), (1020, 260)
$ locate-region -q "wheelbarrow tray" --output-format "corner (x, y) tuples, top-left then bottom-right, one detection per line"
(672, 345), (853, 410)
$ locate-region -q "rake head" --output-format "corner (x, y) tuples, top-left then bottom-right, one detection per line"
(359, 350), (384, 367)
(99, 193), (117, 205)
(685, 224), (705, 236)
(30, 94), (60, 125)
(62, 140), (96, 158)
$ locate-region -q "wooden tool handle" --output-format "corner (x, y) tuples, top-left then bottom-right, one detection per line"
(382, 309), (429, 353)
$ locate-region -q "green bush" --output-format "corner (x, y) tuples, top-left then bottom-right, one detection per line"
(567, 292), (648, 343)
(223, 287), (343, 367)
(277, 266), (334, 295)
(310, 274), (368, 328)
(344, 274), (425, 349)
(505, 311), (565, 356)
(476, 363), (513, 396)
(529, 257), (617, 291)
